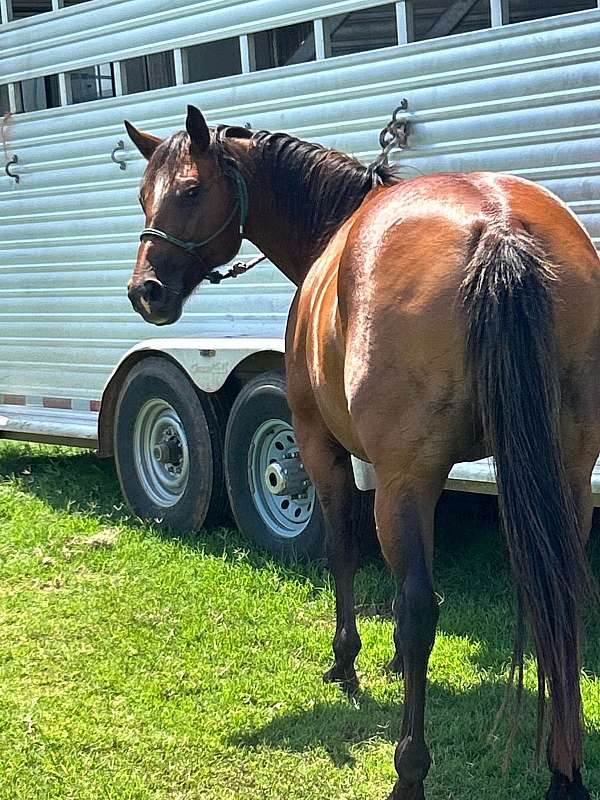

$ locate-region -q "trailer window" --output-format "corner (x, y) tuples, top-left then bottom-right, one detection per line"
(14, 75), (60, 113)
(507, 0), (596, 23)
(250, 22), (315, 70)
(68, 63), (115, 104)
(184, 39), (242, 82)
(324, 5), (397, 57)
(410, 0), (491, 40)
(8, 0), (51, 19)
(122, 51), (176, 94)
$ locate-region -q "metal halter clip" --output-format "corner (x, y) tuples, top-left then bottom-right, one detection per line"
(206, 254), (267, 284)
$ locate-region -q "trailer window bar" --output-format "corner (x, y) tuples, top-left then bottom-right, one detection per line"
(249, 22), (316, 71)
(2, 0), (598, 112)
(323, 4), (398, 58)
(0, 84), (9, 116)
(67, 63), (115, 105)
(507, 0), (596, 24)
(120, 51), (176, 96)
(13, 74), (60, 113)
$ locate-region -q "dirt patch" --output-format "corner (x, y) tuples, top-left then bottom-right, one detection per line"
(81, 528), (120, 549)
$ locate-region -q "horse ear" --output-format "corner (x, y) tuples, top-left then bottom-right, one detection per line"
(124, 120), (162, 160)
(186, 105), (210, 154)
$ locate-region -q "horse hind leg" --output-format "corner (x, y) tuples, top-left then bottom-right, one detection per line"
(321, 461), (364, 696)
(386, 600), (405, 677)
(546, 771), (589, 800)
(375, 477), (443, 800)
(292, 417), (365, 694)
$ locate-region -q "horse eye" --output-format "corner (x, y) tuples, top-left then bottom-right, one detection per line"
(186, 186), (202, 200)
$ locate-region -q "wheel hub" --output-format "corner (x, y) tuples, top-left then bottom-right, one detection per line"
(133, 399), (190, 508)
(153, 427), (183, 470)
(248, 419), (316, 538)
(265, 450), (311, 497)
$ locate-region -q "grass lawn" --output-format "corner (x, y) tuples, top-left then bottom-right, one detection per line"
(1, 440), (600, 800)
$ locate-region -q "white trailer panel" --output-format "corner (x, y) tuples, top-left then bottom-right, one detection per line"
(1, 1), (599, 510)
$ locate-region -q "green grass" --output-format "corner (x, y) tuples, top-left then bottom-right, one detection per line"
(1, 440), (600, 800)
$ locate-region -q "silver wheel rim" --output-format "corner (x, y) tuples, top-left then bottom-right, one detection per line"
(248, 419), (315, 539)
(133, 399), (190, 508)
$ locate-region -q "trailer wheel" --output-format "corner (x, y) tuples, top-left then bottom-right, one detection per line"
(224, 372), (325, 559)
(114, 357), (226, 530)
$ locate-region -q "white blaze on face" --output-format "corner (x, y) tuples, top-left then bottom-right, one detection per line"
(150, 163), (199, 219)
(151, 172), (170, 217)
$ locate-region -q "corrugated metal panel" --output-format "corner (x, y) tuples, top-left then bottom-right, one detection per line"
(1, 0), (377, 82)
(0, 5), (599, 403)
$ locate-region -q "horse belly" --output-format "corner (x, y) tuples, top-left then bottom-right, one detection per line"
(298, 252), (367, 458)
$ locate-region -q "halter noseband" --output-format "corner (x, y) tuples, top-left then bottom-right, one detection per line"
(139, 161), (256, 284)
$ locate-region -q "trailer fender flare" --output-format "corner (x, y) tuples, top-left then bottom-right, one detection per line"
(97, 338), (285, 457)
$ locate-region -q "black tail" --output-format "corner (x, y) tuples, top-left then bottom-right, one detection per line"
(461, 223), (590, 777)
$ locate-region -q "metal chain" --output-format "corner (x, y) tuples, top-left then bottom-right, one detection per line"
(371, 99), (410, 169)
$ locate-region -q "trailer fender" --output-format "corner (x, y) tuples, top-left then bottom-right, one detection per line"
(97, 338), (285, 457)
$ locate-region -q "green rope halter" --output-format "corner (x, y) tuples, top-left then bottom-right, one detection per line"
(139, 162), (249, 255)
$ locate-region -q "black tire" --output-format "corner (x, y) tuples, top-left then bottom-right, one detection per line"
(114, 356), (227, 531)
(224, 371), (325, 559)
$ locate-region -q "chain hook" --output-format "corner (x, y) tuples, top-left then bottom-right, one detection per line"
(5, 153), (19, 183)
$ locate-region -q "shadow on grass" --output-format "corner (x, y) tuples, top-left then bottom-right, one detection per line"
(231, 681), (600, 800)
(231, 681), (518, 765)
(3, 442), (600, 674)
(236, 693), (402, 767)
(229, 677), (589, 798)
(0, 443), (340, 595)
(4, 443), (600, 796)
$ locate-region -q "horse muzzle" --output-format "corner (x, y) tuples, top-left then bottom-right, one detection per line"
(127, 278), (182, 326)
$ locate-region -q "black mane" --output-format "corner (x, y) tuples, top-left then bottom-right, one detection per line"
(219, 127), (399, 253)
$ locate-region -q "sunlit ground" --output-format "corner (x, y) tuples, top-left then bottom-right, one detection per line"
(0, 441), (599, 800)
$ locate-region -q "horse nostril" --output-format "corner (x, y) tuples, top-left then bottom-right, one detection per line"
(142, 279), (166, 305)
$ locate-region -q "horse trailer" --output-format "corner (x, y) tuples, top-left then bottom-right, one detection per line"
(1, 0), (599, 556)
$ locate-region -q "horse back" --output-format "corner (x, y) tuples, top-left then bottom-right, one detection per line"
(288, 172), (600, 470)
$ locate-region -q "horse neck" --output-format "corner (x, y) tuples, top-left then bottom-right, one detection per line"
(242, 185), (313, 286)
(227, 136), (375, 286)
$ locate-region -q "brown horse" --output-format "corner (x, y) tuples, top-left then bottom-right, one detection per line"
(125, 106), (600, 800)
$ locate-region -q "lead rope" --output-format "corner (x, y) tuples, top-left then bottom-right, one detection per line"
(205, 253), (266, 284)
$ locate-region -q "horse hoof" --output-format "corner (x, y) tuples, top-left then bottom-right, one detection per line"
(545, 769), (590, 799)
(323, 665), (359, 696)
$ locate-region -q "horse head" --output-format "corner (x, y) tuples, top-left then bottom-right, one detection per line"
(125, 105), (248, 325)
